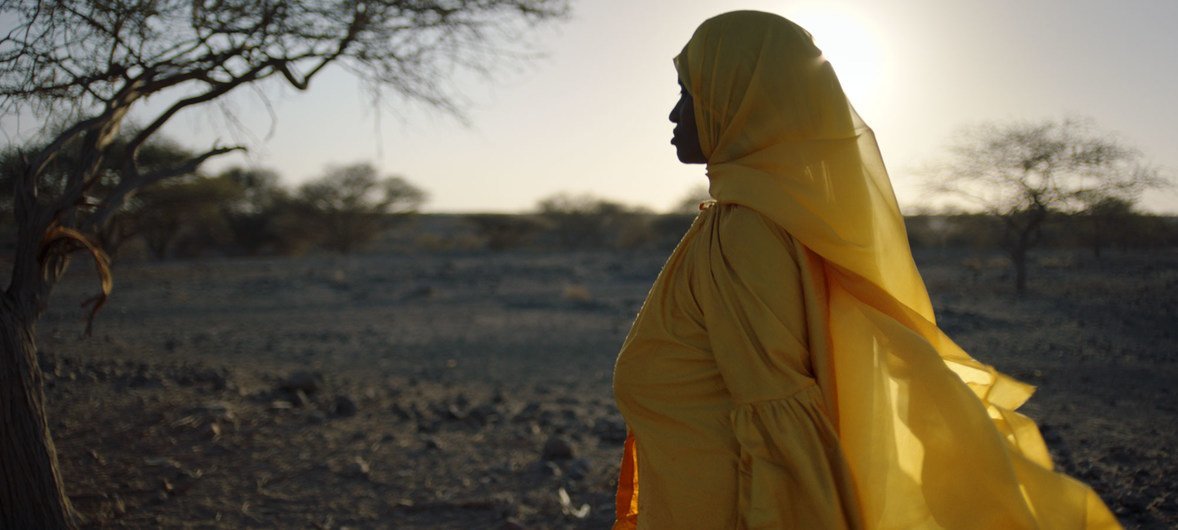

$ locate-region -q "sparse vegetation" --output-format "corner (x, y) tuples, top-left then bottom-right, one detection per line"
(32, 243), (1178, 529)
(296, 163), (427, 254)
(465, 214), (547, 251)
(535, 193), (654, 250)
(0, 0), (569, 525)
(923, 117), (1166, 295)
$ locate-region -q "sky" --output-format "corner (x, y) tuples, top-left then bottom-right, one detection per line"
(5, 0), (1178, 214)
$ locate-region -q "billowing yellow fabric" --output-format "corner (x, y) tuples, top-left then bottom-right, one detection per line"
(612, 10), (1119, 530)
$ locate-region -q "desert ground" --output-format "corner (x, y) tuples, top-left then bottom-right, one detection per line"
(31, 241), (1178, 528)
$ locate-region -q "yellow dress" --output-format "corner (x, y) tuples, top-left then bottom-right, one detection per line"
(612, 10), (1119, 530)
(615, 202), (861, 528)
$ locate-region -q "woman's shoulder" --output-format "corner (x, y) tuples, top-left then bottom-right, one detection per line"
(706, 202), (800, 263)
(712, 203), (794, 244)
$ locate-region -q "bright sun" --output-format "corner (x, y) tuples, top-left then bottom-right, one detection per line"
(787, 5), (887, 114)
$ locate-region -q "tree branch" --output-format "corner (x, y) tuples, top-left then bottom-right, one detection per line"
(84, 145), (245, 231)
(122, 60), (279, 160)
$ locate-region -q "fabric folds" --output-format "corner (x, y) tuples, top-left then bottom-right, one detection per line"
(613, 10), (1119, 530)
(730, 387), (861, 530)
(615, 203), (862, 529)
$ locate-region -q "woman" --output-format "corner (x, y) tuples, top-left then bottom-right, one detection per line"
(612, 11), (1118, 530)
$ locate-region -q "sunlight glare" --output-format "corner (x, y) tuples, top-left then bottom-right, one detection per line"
(788, 5), (887, 115)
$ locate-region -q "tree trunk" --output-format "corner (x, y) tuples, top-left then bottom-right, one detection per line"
(1011, 246), (1029, 296)
(0, 294), (77, 530)
(1004, 205), (1046, 297)
(1014, 256), (1027, 295)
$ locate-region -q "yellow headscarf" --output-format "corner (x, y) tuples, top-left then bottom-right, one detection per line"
(676, 11), (1118, 528)
(679, 11), (928, 318)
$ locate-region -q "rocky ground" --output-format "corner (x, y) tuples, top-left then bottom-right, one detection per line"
(33, 247), (1178, 529)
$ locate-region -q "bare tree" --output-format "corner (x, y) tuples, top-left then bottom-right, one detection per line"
(925, 117), (1164, 295)
(0, 1), (568, 527)
(297, 162), (426, 253)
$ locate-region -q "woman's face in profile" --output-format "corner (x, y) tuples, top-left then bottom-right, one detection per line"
(670, 80), (707, 164)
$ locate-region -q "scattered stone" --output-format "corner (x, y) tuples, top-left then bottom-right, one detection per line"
(558, 408), (580, 423)
(416, 418), (440, 433)
(192, 401), (236, 422)
(291, 389), (311, 408)
(564, 458), (591, 481)
(541, 436), (575, 461)
(592, 417), (628, 443)
(538, 409), (561, 428)
(468, 403), (499, 426)
(129, 372), (165, 389)
(350, 456), (370, 477)
(331, 394), (358, 417)
(390, 403), (412, 421)
(278, 371), (323, 396)
(540, 461), (562, 478)
(444, 402), (467, 421)
(513, 402), (541, 422)
(206, 371), (231, 391)
(112, 494), (126, 516)
(143, 457), (183, 470)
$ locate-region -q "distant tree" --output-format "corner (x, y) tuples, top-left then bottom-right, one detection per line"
(102, 137), (232, 257)
(298, 163), (426, 253)
(465, 213), (545, 251)
(0, 1), (568, 526)
(1072, 196), (1142, 257)
(536, 192), (650, 249)
(904, 211), (1007, 250)
(647, 213), (697, 250)
(1140, 216), (1178, 249)
(925, 117), (1164, 295)
(134, 175), (245, 259)
(220, 166), (285, 216)
(904, 215), (958, 249)
(217, 166), (314, 255)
